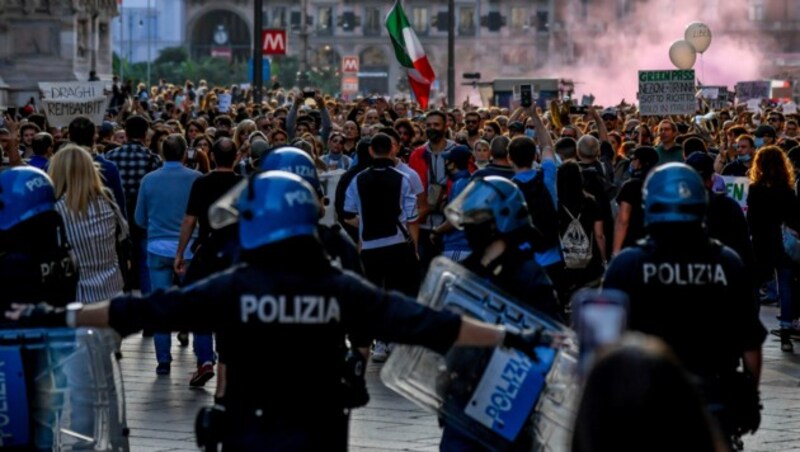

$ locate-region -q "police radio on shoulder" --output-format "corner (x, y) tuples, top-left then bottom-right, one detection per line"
(66, 302), (83, 328)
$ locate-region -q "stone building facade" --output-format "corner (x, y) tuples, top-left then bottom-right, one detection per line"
(0, 0), (118, 108)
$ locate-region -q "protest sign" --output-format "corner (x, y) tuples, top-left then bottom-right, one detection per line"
(784, 102), (798, 115)
(218, 93), (233, 113)
(721, 176), (749, 212)
(38, 82), (109, 128)
(319, 169), (345, 226)
(638, 70), (696, 116)
(735, 81), (771, 102)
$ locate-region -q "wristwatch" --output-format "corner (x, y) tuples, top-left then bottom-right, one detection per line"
(66, 302), (84, 328)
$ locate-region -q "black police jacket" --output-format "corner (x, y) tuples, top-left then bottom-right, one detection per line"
(604, 231), (766, 381)
(0, 212), (77, 317)
(107, 239), (461, 420)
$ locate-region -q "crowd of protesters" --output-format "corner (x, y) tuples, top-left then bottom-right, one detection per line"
(1, 76), (794, 448)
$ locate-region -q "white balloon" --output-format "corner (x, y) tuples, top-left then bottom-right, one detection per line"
(669, 40), (697, 70)
(685, 22), (712, 54)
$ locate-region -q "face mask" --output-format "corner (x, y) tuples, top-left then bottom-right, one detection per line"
(754, 137), (765, 148)
(426, 129), (443, 142)
(737, 153), (752, 163)
(464, 222), (496, 252)
(525, 128), (536, 138)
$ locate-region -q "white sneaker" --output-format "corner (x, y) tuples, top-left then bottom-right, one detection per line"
(372, 341), (388, 363)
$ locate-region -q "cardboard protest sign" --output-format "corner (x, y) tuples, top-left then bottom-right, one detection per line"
(319, 169), (345, 226)
(735, 81), (771, 103)
(721, 176), (749, 212)
(218, 93), (233, 113)
(638, 70), (696, 116)
(39, 82), (110, 128)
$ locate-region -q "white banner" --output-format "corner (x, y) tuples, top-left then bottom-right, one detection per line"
(638, 70), (696, 116)
(39, 82), (110, 128)
(721, 176), (749, 212)
(218, 93), (233, 113)
(319, 169), (345, 226)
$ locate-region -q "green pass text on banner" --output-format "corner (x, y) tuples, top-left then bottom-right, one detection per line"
(638, 70), (696, 116)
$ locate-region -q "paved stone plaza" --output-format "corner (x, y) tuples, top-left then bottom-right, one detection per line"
(117, 305), (800, 451)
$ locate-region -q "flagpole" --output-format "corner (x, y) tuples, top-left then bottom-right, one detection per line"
(447, 0), (455, 107)
(253, 0), (263, 104)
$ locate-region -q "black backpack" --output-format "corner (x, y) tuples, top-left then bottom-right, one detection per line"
(515, 170), (560, 253)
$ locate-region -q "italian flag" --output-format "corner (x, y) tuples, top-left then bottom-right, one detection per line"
(386, 1), (436, 109)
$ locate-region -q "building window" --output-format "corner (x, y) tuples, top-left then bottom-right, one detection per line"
(458, 6), (476, 36)
(291, 10), (302, 31)
(412, 7), (429, 35)
(271, 7), (287, 28)
(510, 7), (526, 32)
(364, 7), (382, 36)
(536, 11), (549, 32)
(318, 6), (333, 35)
(749, 0), (764, 21)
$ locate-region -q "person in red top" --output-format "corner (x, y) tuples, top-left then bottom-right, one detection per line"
(408, 111), (457, 272)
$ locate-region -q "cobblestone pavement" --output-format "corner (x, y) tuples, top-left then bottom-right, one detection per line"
(117, 305), (799, 451)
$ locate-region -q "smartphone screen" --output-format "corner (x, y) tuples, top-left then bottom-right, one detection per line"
(572, 289), (629, 376)
(520, 85), (533, 108)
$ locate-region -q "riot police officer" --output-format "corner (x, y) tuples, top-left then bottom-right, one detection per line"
(0, 166), (77, 314)
(439, 175), (560, 451)
(603, 163), (766, 443)
(8, 171), (543, 451)
(445, 176), (559, 317)
(209, 146), (368, 408)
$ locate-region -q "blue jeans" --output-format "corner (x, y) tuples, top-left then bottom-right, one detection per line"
(147, 253), (215, 365)
(777, 266), (795, 329)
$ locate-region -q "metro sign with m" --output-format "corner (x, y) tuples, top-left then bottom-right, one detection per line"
(262, 29), (287, 55)
(342, 56), (359, 73)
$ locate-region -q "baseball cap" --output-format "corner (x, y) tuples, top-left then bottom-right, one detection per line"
(508, 121), (525, 132)
(685, 151), (714, 180)
(754, 124), (777, 139)
(601, 108), (617, 119)
(442, 145), (473, 169)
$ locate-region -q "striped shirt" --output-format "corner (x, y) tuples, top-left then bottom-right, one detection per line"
(55, 196), (127, 303)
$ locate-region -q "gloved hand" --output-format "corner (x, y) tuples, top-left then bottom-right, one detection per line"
(5, 303), (66, 328)
(502, 328), (553, 363)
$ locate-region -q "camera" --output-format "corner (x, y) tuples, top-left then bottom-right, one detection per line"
(303, 88), (315, 99)
(569, 106), (589, 115)
(520, 84), (533, 108)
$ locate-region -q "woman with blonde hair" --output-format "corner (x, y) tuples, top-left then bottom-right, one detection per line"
(747, 145), (800, 352)
(49, 144), (128, 303)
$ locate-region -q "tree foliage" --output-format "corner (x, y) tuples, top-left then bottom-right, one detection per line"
(114, 47), (342, 94)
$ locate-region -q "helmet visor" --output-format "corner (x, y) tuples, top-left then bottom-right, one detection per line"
(208, 179), (248, 230)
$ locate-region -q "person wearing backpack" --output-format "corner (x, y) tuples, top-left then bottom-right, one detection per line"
(556, 161), (607, 302)
(577, 135), (615, 255)
(508, 135), (565, 294)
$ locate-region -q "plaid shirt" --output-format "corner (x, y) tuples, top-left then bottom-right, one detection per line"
(105, 141), (162, 200)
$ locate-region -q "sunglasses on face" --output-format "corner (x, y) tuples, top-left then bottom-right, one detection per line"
(465, 120), (478, 124)
(768, 117), (780, 123)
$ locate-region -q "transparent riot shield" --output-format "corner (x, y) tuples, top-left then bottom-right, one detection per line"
(381, 257), (579, 451)
(0, 327), (129, 451)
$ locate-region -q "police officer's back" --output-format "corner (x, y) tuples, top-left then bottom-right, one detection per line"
(0, 167), (77, 313)
(603, 163), (765, 438)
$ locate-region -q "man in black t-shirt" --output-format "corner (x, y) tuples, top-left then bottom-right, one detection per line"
(613, 146), (658, 256)
(174, 137), (243, 388)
